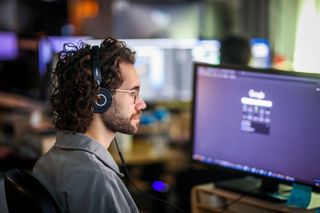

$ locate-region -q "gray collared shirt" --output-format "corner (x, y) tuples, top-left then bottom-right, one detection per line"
(32, 131), (139, 213)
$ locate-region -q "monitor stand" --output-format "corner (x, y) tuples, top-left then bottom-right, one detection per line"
(215, 176), (288, 203)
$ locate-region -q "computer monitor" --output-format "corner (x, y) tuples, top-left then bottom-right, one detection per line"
(192, 38), (271, 68)
(124, 39), (196, 101)
(192, 62), (320, 201)
(0, 31), (18, 61)
(191, 40), (221, 65)
(250, 38), (272, 68)
(38, 36), (91, 76)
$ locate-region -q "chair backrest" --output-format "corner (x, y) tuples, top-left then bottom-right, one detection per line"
(4, 169), (60, 213)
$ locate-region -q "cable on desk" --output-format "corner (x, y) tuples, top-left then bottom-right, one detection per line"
(218, 187), (260, 213)
(114, 137), (186, 213)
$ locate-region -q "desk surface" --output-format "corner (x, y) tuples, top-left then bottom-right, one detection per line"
(192, 183), (320, 213)
(109, 139), (181, 165)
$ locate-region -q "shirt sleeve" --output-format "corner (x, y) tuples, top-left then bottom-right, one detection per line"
(65, 162), (138, 213)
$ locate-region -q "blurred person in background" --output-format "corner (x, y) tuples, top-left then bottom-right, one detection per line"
(220, 34), (251, 66)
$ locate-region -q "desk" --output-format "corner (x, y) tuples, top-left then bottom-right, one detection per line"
(109, 139), (184, 166)
(191, 183), (320, 213)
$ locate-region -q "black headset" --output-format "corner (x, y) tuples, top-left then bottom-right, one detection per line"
(91, 45), (112, 113)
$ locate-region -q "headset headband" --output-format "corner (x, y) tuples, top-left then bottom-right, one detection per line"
(91, 46), (102, 86)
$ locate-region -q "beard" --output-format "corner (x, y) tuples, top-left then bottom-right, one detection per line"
(101, 101), (138, 134)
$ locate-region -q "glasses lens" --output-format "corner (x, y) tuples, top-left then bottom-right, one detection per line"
(113, 89), (140, 104)
(133, 91), (138, 104)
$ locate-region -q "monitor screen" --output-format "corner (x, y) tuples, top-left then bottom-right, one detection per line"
(38, 36), (91, 76)
(191, 38), (271, 68)
(124, 39), (196, 101)
(0, 32), (18, 61)
(250, 38), (271, 68)
(191, 40), (221, 65)
(192, 63), (320, 192)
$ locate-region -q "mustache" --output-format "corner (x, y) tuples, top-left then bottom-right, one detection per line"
(131, 111), (142, 119)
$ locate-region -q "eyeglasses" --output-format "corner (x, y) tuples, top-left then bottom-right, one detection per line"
(110, 89), (140, 104)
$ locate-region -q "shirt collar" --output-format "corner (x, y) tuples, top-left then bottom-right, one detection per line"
(54, 131), (124, 178)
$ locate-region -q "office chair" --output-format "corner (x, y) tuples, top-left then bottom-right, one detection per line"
(4, 169), (60, 213)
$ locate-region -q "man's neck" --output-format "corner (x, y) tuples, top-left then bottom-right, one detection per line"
(85, 114), (115, 149)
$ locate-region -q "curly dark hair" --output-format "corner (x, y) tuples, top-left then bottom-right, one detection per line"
(50, 37), (135, 133)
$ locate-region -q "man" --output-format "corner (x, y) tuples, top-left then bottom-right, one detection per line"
(220, 34), (251, 66)
(33, 37), (146, 212)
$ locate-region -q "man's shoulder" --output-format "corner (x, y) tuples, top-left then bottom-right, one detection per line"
(34, 145), (120, 180)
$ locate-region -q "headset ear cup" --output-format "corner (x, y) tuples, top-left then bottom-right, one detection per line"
(94, 88), (112, 113)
